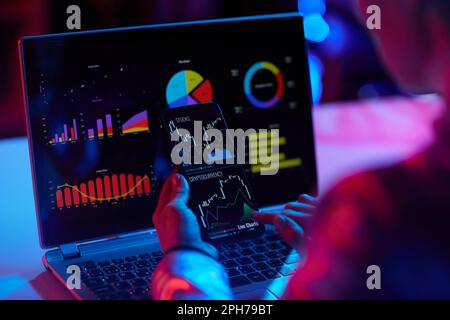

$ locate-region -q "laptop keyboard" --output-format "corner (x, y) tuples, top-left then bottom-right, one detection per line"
(217, 230), (299, 288)
(77, 252), (162, 300)
(75, 230), (299, 300)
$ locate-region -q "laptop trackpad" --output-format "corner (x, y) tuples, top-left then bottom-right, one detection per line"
(234, 289), (277, 300)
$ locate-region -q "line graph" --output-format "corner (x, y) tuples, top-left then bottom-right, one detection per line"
(195, 174), (256, 230)
(168, 117), (224, 149)
(168, 120), (199, 147)
(199, 189), (253, 229)
(203, 117), (222, 130)
(201, 175), (251, 207)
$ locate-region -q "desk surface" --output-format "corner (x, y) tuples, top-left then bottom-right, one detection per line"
(0, 96), (443, 299)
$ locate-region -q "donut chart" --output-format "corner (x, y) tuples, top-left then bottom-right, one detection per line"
(166, 70), (213, 108)
(244, 61), (285, 109)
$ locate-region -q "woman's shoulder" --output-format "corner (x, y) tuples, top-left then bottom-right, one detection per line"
(317, 151), (434, 225)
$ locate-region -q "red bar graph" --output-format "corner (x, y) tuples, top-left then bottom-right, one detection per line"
(54, 174), (152, 209)
(136, 176), (143, 196)
(56, 190), (64, 208)
(72, 186), (80, 206)
(88, 181), (96, 203)
(104, 176), (112, 199)
(144, 176), (151, 194)
(80, 183), (88, 204)
(127, 174), (136, 196)
(112, 175), (120, 199)
(96, 178), (104, 201)
(120, 174), (127, 196)
(64, 188), (72, 207)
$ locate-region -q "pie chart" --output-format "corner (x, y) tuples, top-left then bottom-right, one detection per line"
(166, 70), (213, 108)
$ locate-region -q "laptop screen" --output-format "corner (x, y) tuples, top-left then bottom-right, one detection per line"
(20, 14), (317, 247)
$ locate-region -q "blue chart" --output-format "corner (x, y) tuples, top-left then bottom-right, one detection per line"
(166, 70), (214, 108)
(244, 61), (285, 109)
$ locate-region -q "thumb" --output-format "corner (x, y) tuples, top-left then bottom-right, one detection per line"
(170, 173), (190, 205)
(274, 215), (304, 250)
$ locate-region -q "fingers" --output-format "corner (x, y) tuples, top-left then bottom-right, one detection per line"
(298, 194), (318, 206)
(252, 209), (312, 225)
(252, 210), (307, 251)
(284, 202), (315, 214)
(154, 172), (174, 217)
(154, 172), (190, 223)
(273, 215), (304, 249)
(168, 173), (190, 206)
(251, 211), (277, 224)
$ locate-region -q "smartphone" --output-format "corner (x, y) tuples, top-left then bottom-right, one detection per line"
(160, 103), (264, 243)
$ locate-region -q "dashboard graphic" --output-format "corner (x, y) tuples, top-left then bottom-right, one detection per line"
(44, 109), (151, 145)
(121, 110), (150, 135)
(87, 114), (114, 140)
(54, 173), (153, 209)
(166, 112), (233, 173)
(167, 116), (223, 147)
(189, 167), (259, 240)
(247, 130), (302, 175)
(49, 118), (79, 145)
(244, 61), (285, 109)
(197, 174), (256, 230)
(166, 70), (213, 108)
(22, 15), (316, 246)
(161, 103), (262, 242)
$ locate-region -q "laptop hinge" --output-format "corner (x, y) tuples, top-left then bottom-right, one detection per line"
(60, 243), (81, 260)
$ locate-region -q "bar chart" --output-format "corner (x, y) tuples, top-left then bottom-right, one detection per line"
(46, 109), (150, 145)
(55, 173), (152, 209)
(87, 114), (114, 140)
(49, 119), (79, 145)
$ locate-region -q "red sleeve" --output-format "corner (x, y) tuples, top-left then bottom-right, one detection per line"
(283, 172), (394, 299)
(151, 250), (233, 300)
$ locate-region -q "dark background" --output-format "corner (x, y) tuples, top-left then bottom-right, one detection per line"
(0, 0), (398, 139)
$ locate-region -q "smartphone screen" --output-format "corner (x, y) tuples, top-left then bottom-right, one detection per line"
(160, 103), (264, 242)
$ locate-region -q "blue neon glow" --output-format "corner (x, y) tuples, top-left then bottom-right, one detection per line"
(0, 138), (43, 262)
(321, 14), (347, 57)
(308, 54), (323, 105)
(304, 14), (330, 43)
(298, 0), (329, 103)
(0, 275), (27, 299)
(298, 0), (326, 16)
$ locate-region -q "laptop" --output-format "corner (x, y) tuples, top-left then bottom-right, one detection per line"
(19, 13), (317, 300)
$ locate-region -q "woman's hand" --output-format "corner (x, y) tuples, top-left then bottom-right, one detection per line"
(153, 172), (216, 257)
(251, 194), (318, 251)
